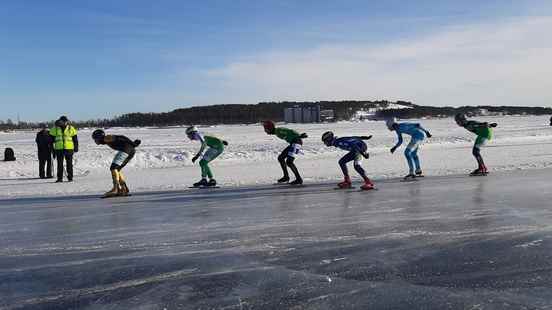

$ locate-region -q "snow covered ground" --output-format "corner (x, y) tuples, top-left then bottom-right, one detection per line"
(1, 115), (551, 198)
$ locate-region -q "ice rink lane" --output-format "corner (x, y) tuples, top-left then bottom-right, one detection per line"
(1, 169), (552, 309)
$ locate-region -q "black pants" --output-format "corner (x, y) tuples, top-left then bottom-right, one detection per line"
(38, 154), (52, 178)
(55, 150), (74, 181)
(277, 141), (302, 180)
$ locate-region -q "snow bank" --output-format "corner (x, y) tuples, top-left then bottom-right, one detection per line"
(1, 115), (551, 198)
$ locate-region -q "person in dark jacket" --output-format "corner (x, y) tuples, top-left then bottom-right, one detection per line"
(49, 116), (79, 182)
(35, 123), (53, 178)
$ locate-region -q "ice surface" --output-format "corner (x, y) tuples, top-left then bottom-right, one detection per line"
(1, 115), (552, 198)
(1, 169), (552, 309)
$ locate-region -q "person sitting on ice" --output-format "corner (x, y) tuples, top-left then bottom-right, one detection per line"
(386, 117), (432, 181)
(321, 131), (375, 190)
(454, 113), (497, 176)
(186, 126), (227, 187)
(262, 120), (307, 185)
(92, 129), (141, 197)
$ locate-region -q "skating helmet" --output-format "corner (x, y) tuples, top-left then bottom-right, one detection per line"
(262, 120), (275, 134)
(92, 129), (105, 144)
(321, 131), (334, 146)
(185, 126), (198, 137)
(385, 117), (396, 130)
(454, 113), (467, 126)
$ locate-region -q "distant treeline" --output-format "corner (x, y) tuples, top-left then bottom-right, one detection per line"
(2, 101), (551, 130)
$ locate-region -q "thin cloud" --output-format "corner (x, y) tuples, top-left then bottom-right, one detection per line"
(207, 16), (552, 106)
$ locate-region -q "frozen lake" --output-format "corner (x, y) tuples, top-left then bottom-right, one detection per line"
(1, 169), (552, 309)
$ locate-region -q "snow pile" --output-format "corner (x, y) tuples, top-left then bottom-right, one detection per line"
(1, 115), (551, 198)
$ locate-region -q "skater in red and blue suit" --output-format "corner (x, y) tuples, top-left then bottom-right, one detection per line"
(386, 118), (432, 180)
(322, 131), (375, 190)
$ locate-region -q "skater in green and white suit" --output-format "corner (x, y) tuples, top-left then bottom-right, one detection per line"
(455, 114), (497, 176)
(186, 126), (228, 187)
(262, 120), (307, 185)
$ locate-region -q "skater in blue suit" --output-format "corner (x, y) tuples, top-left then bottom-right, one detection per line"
(322, 131), (375, 190)
(386, 118), (432, 180)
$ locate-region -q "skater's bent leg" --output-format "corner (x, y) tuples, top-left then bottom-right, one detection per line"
(200, 148), (221, 180)
(404, 148), (415, 174)
(285, 156), (301, 180)
(472, 146), (485, 169)
(339, 152), (355, 178)
(353, 163), (368, 180)
(412, 147), (421, 171)
(278, 147), (290, 178)
(110, 169), (121, 192)
(199, 159), (213, 179)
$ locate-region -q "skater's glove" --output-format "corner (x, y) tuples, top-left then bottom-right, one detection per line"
(390, 147), (397, 154)
(191, 155), (199, 163)
(222, 140), (228, 146)
(489, 123), (497, 128)
(362, 152), (369, 159)
(426, 132), (432, 138)
(299, 133), (308, 139)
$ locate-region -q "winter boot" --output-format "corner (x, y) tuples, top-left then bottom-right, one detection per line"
(277, 176), (290, 183)
(403, 174), (416, 181)
(207, 179), (217, 187)
(337, 176), (352, 189)
(415, 169), (424, 177)
(193, 178), (209, 187)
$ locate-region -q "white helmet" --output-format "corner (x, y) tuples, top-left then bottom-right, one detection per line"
(185, 126), (198, 136)
(385, 117), (396, 130)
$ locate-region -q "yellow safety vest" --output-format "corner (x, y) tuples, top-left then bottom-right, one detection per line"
(49, 126), (78, 150)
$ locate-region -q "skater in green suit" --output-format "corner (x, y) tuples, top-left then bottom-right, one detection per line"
(455, 114), (497, 176)
(186, 126), (228, 187)
(262, 120), (307, 185)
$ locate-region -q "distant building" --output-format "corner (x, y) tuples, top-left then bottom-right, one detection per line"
(320, 109), (335, 122)
(284, 105), (322, 123)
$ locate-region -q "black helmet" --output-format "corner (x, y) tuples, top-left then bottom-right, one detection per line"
(321, 131), (334, 146)
(92, 129), (105, 142)
(454, 113), (467, 126)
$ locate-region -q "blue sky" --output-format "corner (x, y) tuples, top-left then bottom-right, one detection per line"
(1, 0), (551, 121)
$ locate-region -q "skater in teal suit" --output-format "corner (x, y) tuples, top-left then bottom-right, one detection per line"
(386, 118), (432, 181)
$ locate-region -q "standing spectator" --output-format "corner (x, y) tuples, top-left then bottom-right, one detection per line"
(49, 116), (78, 182)
(35, 123), (53, 179)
